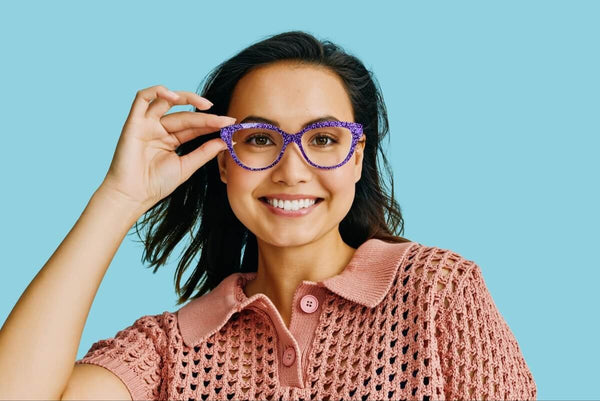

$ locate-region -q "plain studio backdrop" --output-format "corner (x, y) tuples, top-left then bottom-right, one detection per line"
(0, 1), (598, 399)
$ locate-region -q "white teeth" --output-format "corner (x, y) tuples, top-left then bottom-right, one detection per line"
(266, 198), (317, 211)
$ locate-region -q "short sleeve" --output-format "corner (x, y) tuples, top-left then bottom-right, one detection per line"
(75, 313), (169, 401)
(434, 262), (537, 400)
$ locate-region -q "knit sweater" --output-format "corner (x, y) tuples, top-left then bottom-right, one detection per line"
(75, 239), (537, 400)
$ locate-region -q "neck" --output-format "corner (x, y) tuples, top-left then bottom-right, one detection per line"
(243, 228), (356, 325)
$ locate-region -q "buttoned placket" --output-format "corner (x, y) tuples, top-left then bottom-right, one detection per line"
(238, 278), (328, 389)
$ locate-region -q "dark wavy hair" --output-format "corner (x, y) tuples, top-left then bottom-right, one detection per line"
(132, 30), (410, 306)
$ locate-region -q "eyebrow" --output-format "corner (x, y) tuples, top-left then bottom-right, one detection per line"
(238, 115), (341, 128)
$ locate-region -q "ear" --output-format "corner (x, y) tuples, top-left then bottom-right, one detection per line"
(217, 150), (228, 184)
(354, 134), (366, 183)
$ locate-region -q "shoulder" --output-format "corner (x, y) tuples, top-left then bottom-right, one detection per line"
(82, 311), (177, 356)
(398, 241), (480, 316)
(403, 241), (478, 282)
(121, 311), (178, 337)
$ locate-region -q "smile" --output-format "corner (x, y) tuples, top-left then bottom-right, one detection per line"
(259, 197), (324, 217)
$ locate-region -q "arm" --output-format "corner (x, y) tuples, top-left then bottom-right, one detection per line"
(0, 185), (145, 400)
(0, 85), (229, 400)
(435, 262), (537, 400)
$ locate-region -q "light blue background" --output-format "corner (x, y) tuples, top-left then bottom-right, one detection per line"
(1, 1), (598, 399)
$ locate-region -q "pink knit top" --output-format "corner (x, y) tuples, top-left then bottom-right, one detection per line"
(75, 239), (536, 400)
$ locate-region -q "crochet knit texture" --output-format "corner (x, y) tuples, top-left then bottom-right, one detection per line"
(75, 239), (536, 400)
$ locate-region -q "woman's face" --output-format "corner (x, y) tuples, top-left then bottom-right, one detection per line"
(217, 61), (366, 247)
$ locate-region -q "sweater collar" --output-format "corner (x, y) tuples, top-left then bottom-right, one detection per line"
(177, 238), (416, 347)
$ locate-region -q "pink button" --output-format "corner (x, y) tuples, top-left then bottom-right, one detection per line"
(282, 347), (296, 366)
(300, 294), (319, 313)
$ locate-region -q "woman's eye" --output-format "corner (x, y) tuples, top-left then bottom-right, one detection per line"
(246, 135), (273, 146)
(311, 135), (336, 146)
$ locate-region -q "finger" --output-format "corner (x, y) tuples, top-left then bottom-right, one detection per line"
(161, 111), (236, 136)
(146, 90), (213, 119)
(170, 126), (228, 146)
(129, 85), (183, 119)
(179, 138), (229, 182)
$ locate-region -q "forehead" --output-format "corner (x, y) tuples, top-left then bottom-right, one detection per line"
(227, 62), (354, 124)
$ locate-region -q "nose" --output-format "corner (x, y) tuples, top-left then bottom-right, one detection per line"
(270, 142), (313, 185)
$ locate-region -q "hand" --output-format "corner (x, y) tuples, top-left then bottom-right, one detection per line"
(99, 85), (235, 213)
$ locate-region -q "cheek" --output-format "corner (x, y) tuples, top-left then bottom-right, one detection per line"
(223, 161), (264, 221)
(226, 171), (256, 203)
(322, 168), (356, 209)
(223, 156), (252, 191)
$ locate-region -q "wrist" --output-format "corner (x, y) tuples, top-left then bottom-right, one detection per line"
(91, 185), (149, 225)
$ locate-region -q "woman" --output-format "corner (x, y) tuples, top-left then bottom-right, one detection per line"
(0, 31), (536, 400)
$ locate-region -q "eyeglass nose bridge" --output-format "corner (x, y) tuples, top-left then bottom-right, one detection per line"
(277, 128), (330, 170)
(276, 130), (314, 167)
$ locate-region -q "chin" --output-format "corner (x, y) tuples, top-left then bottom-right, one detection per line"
(258, 230), (318, 248)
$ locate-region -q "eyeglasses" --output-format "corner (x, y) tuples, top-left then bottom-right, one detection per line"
(220, 121), (364, 171)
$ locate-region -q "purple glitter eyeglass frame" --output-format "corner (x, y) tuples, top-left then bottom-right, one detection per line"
(220, 121), (364, 171)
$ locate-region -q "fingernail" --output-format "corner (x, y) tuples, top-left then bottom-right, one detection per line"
(166, 89), (179, 99)
(204, 98), (214, 106)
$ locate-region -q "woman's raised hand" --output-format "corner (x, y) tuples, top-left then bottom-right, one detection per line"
(100, 85), (236, 214)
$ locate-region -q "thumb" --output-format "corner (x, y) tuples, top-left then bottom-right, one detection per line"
(180, 138), (228, 180)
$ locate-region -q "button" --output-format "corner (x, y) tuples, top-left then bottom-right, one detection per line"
(282, 347), (296, 366)
(300, 294), (319, 313)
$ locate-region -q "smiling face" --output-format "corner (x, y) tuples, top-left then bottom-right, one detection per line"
(217, 61), (366, 247)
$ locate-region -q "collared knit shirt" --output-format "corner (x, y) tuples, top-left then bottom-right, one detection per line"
(75, 239), (537, 400)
